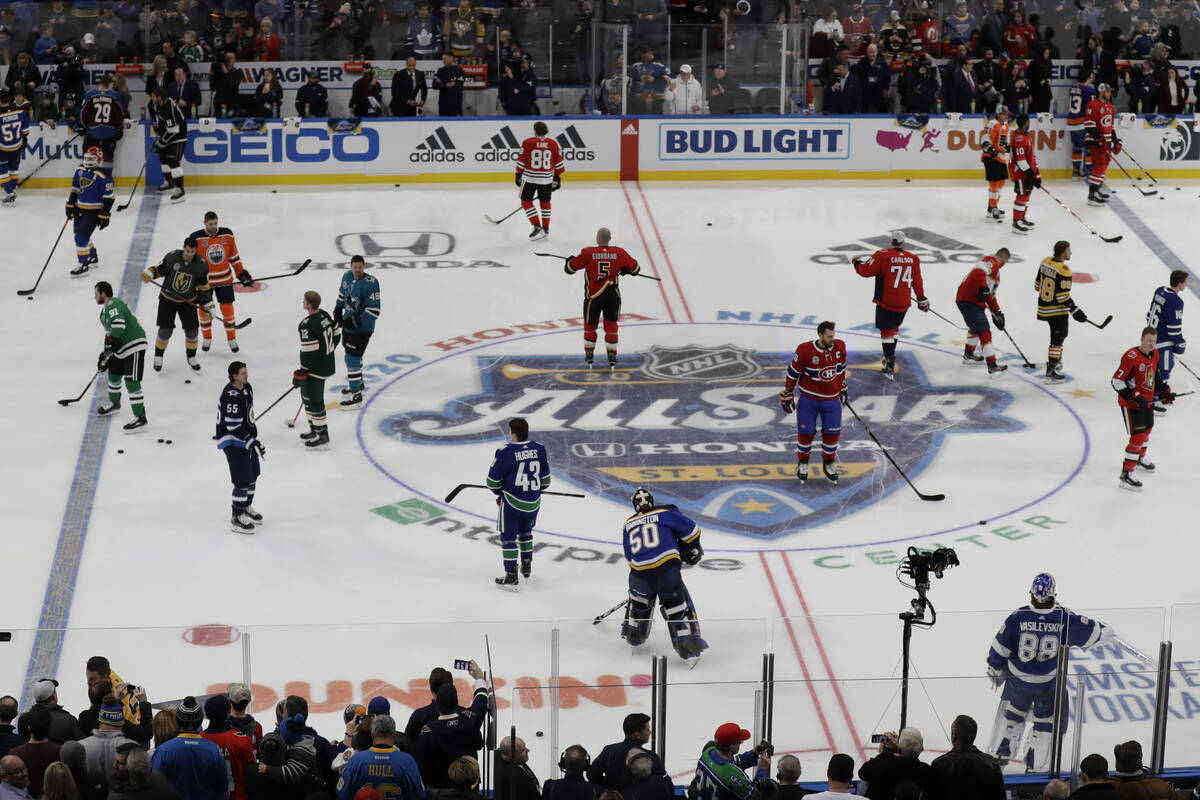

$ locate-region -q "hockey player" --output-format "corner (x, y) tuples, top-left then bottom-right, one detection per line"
(486, 417), (551, 590)
(564, 227), (641, 369)
(1008, 113), (1040, 235)
(620, 487), (707, 666)
(333, 254), (382, 409)
(1112, 327), (1163, 489)
(192, 211), (253, 353)
(1084, 83), (1118, 206)
(94, 281), (149, 432)
(65, 146), (115, 278)
(955, 249), (1010, 375)
(981, 105), (1011, 222)
(780, 321), (848, 484)
(1066, 70), (1096, 179)
(1146, 270), (1187, 411)
(515, 121), (563, 240)
(217, 361), (265, 534)
(693, 724), (771, 800)
(150, 85), (188, 202)
(294, 290), (339, 449)
(986, 573), (1112, 771)
(852, 230), (929, 379)
(1035, 241), (1088, 381)
(0, 89), (30, 206)
(140, 236), (213, 372)
(79, 74), (124, 173)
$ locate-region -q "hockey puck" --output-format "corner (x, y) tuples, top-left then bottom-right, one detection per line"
(979, 520), (987, 525)
(271, 189), (277, 193)
(166, 439), (173, 444)
(157, 438), (164, 443)
(905, 178), (911, 182)
(185, 379), (192, 383)
(535, 731), (544, 737)
(117, 449), (124, 454)
(706, 222), (712, 226)
(27, 296), (33, 301)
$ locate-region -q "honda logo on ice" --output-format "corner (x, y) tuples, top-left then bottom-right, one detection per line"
(335, 232), (455, 257)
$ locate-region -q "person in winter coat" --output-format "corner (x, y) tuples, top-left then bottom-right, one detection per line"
(664, 64), (705, 114)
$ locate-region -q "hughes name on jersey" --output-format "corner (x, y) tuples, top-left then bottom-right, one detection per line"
(486, 441), (550, 512)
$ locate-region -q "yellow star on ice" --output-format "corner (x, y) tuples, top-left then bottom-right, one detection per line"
(732, 498), (777, 515)
(1066, 388), (1095, 398)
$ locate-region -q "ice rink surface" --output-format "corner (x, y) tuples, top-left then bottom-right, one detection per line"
(4, 176), (1200, 780)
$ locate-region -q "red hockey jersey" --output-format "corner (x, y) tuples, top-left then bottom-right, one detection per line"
(854, 248), (925, 312)
(516, 136), (564, 184)
(1008, 129), (1039, 181)
(1112, 346), (1159, 408)
(956, 255), (1003, 311)
(785, 338), (847, 400)
(566, 245), (640, 298)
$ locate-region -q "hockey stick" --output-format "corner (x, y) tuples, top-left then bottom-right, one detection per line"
(1119, 150), (1159, 185)
(57, 370), (102, 406)
(1084, 314), (1113, 330)
(149, 279), (252, 329)
(1115, 636), (1157, 668)
(999, 327), (1038, 369)
(1111, 156), (1157, 196)
(16, 219), (71, 297)
(254, 385), (298, 421)
(443, 483), (585, 503)
(485, 207), (521, 225)
(116, 143), (153, 212)
(1038, 186), (1123, 243)
(592, 598), (629, 625)
(18, 133), (80, 188)
(844, 398), (945, 501)
(534, 253), (663, 281)
(254, 259), (311, 282)
(285, 401), (303, 428)
(1177, 359), (1200, 383)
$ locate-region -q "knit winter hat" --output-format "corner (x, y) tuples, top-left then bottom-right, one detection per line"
(205, 694), (231, 725)
(279, 713), (306, 745)
(176, 696), (204, 730)
(98, 700), (124, 728)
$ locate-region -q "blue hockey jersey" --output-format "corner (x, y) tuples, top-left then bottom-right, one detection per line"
(987, 604), (1111, 685)
(486, 440), (550, 512)
(622, 505), (701, 571)
(69, 166), (115, 213)
(216, 382), (257, 450)
(1148, 286), (1185, 348)
(336, 746), (424, 800)
(0, 107), (30, 153)
(334, 270), (381, 335)
(1066, 82), (1097, 127)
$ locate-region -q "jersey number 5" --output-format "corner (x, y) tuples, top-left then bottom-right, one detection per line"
(890, 264), (913, 290)
(515, 459), (541, 491)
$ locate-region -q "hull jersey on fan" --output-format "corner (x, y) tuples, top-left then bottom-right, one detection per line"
(487, 440), (550, 512)
(987, 605), (1111, 685)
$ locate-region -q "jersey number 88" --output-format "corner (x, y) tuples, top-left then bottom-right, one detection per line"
(1017, 632), (1059, 663)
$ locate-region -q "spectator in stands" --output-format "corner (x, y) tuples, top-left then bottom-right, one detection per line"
(1124, 60), (1158, 113)
(224, 686), (260, 750)
(630, 48), (668, 100)
(180, 30), (206, 63)
(927, 715), (1004, 800)
(975, 47), (1003, 113)
(1147, 42), (1173, 82)
(825, 61), (862, 114)
(413, 667), (489, 789)
(588, 715), (661, 791)
(439, 756), (481, 800)
(857, 728), (932, 800)
(110, 741), (139, 794)
(433, 53), (467, 116)
(295, 69), (328, 116)
(152, 710), (178, 750)
(977, 0), (1004, 56)
(943, 2), (976, 52)
(0, 756), (33, 800)
(201, 696), (254, 800)
(251, 18), (280, 60)
(1157, 66), (1189, 113)
(350, 63), (385, 116)
(1110, 740), (1181, 798)
(116, 748), (180, 800)
(33, 24), (57, 64)
(319, 4), (357, 59)
(853, 42), (890, 112)
(19, 680), (83, 745)
(1129, 20), (1155, 59)
(664, 63), (705, 115)
(331, 705), (368, 768)
(1001, 59), (1030, 112)
(494, 737), (539, 800)
(694, 724), (771, 800)
(1004, 7), (1037, 59)
(286, 3), (314, 60)
(499, 55), (537, 116)
(404, 3), (441, 58)
(817, 43), (850, 112)
(948, 57), (982, 113)
(623, 750), (670, 800)
(285, 697), (335, 784)
(804, 754), (854, 799)
(1026, 47), (1054, 112)
(900, 53), (939, 113)
(337, 716), (422, 800)
(390, 55), (428, 115)
(842, 3), (874, 57)
(9, 708), (58, 797)
(878, 10), (907, 58)
(254, 0), (283, 28)
(0, 699), (21, 758)
(540, 746), (593, 800)
(633, 0), (667, 48)
(60, 742), (105, 800)
(80, 695), (134, 784)
(42, 762), (81, 800)
(5, 52), (40, 100)
(812, 6), (843, 55)
(1072, 753), (1118, 798)
(1043, 780), (1070, 799)
(168, 66), (202, 117)
(252, 66), (283, 115)
(404, 668), (454, 742)
(79, 684), (151, 746)
(250, 721), (324, 799)
(443, 0), (484, 57)
(774, 755), (810, 799)
(146, 56), (171, 99)
(150, 697), (227, 800)
(707, 63), (744, 115)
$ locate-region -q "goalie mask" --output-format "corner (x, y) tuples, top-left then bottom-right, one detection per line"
(631, 487), (655, 514)
(1030, 572), (1056, 603)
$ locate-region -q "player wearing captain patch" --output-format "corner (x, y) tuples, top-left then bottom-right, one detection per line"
(565, 227), (640, 369)
(295, 290), (339, 450)
(150, 85), (188, 202)
(621, 487), (707, 666)
(80, 75), (124, 171)
(0, 89), (30, 206)
(1066, 71), (1096, 179)
(515, 120), (564, 240)
(985, 573), (1112, 772)
(1146, 269), (1187, 411)
(1035, 241), (1088, 381)
(980, 106), (1011, 222)
(1112, 327), (1162, 489)
(65, 146), (115, 278)
(140, 236), (212, 373)
(780, 321), (847, 485)
(487, 416), (550, 590)
(955, 249), (1010, 375)
(333, 254), (382, 409)
(1007, 113), (1040, 234)
(853, 229), (928, 380)
(217, 361), (265, 534)
(1084, 83), (1118, 206)
(94, 281), (149, 432)
(193, 211), (252, 353)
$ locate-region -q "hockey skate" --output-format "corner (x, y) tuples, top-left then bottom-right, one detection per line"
(528, 225), (545, 240)
(304, 429), (330, 449)
(521, 560), (532, 579)
(153, 354), (163, 372)
(1118, 470), (1143, 489)
(299, 428), (320, 441)
(495, 571), (519, 592)
(962, 349), (985, 366)
(881, 358), (895, 380)
(122, 415), (148, 433)
(988, 362), (1009, 377)
(608, 355), (618, 371)
(187, 354), (202, 371)
(1087, 187), (1108, 206)
(228, 339), (239, 353)
(170, 187), (186, 203)
(1136, 457), (1156, 472)
(201, 338), (212, 352)
(795, 464), (808, 483)
(1011, 219), (1031, 235)
(97, 399), (121, 416)
(822, 462), (839, 485)
(231, 512), (256, 534)
(987, 206), (1005, 222)
(85, 249), (99, 267)
(1045, 361), (1065, 381)
(340, 392), (363, 410)
(156, 181), (173, 193)
(244, 506), (264, 524)
(1, 194), (14, 207)
(342, 385), (367, 396)
(68, 263), (90, 278)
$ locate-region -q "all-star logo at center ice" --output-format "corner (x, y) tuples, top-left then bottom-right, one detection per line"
(379, 345), (1020, 540)
(809, 226), (1025, 266)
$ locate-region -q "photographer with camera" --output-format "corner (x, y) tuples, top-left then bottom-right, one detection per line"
(499, 55), (536, 116)
(55, 44), (88, 121)
(857, 729), (932, 800)
(693, 724), (771, 800)
(900, 52), (938, 114)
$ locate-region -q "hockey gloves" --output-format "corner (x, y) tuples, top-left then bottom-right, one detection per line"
(1030, 175), (1042, 189)
(551, 176), (561, 191)
(140, 268), (155, 283)
(987, 665), (1005, 690)
(202, 300), (217, 318)
(991, 309), (1006, 331)
(292, 368), (309, 387)
(840, 386), (849, 405)
(98, 213), (110, 229)
(513, 173), (522, 186)
(1175, 341), (1187, 355)
(682, 542), (703, 566)
(1071, 308), (1088, 323)
(344, 314), (361, 330)
(333, 306), (343, 326)
(917, 296), (930, 312)
(779, 390), (796, 414)
(65, 200), (77, 219)
(252, 440), (267, 459)
(1110, 135), (1123, 154)
(97, 350), (112, 371)
(238, 270), (255, 287)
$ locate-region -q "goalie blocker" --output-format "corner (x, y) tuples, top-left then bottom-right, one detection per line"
(619, 488), (708, 666)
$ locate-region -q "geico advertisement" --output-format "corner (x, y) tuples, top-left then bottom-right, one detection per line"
(656, 121), (851, 160)
(186, 126), (379, 163)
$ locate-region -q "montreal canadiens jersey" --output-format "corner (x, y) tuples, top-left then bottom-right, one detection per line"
(987, 604), (1111, 685)
(785, 339), (847, 400)
(486, 440), (550, 512)
(622, 505), (700, 571)
(1148, 287), (1184, 346)
(854, 248), (924, 312)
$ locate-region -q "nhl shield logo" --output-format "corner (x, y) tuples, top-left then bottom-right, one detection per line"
(639, 344), (761, 383)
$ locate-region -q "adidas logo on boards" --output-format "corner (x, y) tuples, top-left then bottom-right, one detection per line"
(622, 123), (637, 135)
(475, 125), (596, 162)
(410, 126), (465, 162)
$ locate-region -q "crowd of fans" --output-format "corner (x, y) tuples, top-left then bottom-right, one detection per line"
(1, 657), (1198, 800)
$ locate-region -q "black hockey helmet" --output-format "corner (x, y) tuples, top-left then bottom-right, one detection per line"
(631, 487), (655, 513)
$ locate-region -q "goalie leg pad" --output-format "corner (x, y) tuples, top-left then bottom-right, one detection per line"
(1025, 689), (1059, 772)
(621, 577), (655, 647)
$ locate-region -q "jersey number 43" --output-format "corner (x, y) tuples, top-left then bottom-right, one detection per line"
(514, 459), (542, 491)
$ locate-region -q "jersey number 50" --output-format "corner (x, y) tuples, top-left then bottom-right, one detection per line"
(627, 522), (660, 554)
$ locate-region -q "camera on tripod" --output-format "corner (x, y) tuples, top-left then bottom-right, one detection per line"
(899, 545), (958, 591)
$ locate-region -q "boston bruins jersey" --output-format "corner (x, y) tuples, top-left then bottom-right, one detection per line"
(1035, 257), (1075, 319)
